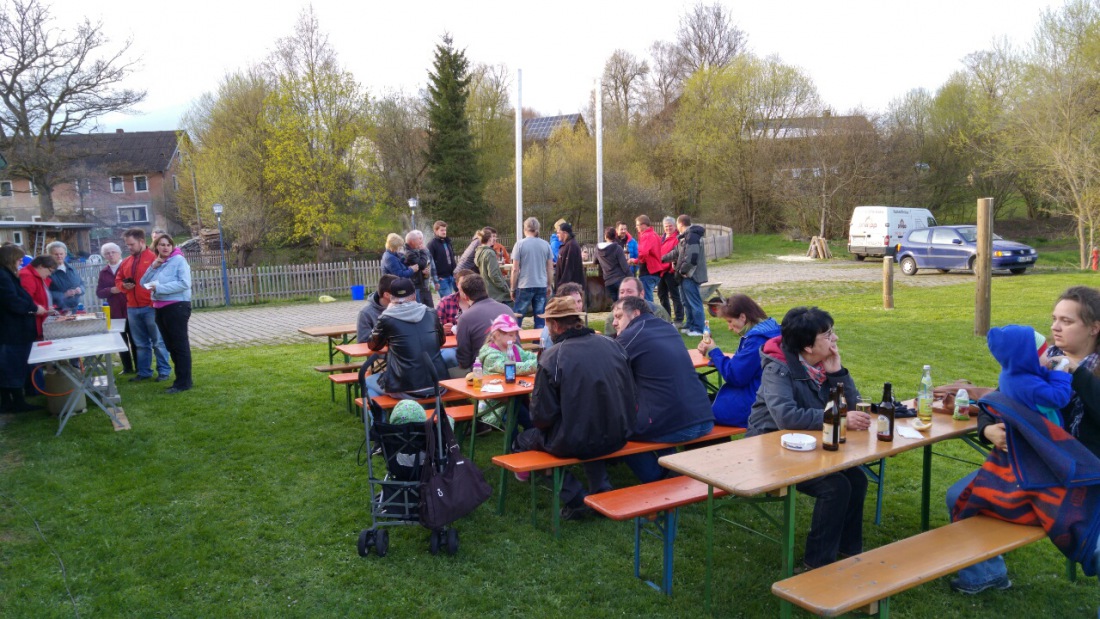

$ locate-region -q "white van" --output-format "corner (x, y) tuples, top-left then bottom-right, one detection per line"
(847, 206), (937, 260)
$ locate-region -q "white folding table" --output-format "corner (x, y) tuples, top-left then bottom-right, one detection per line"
(28, 331), (131, 436)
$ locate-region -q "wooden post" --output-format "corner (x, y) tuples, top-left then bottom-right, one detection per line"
(882, 256), (894, 309)
(975, 197), (993, 336)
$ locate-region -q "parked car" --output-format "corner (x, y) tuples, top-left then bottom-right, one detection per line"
(848, 206), (937, 260)
(895, 226), (1038, 275)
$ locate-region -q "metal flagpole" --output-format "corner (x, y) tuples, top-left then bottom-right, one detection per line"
(515, 68), (523, 242)
(595, 77), (604, 235)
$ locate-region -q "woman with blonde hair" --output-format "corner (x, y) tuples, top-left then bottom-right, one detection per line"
(381, 232), (417, 280)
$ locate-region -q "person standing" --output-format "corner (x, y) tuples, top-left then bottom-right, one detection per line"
(141, 235), (192, 393)
(404, 230), (434, 308)
(596, 226), (632, 301)
(96, 243), (136, 374)
(657, 216), (684, 327)
(46, 241), (83, 313)
(629, 216), (662, 303)
(19, 255), (56, 339)
(381, 233), (416, 280)
(554, 222), (585, 295)
(662, 215), (709, 337)
(116, 228), (171, 382)
(549, 219), (566, 264)
(510, 217), (554, 329)
(455, 230), (484, 274)
(1, 245), (46, 412)
(426, 221), (457, 297)
(474, 228), (511, 303)
(616, 222), (638, 276)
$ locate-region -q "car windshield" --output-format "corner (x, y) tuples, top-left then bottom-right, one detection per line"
(955, 227), (1003, 243)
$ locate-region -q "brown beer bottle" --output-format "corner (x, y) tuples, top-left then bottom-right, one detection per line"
(837, 382), (848, 443)
(877, 382), (895, 442)
(822, 386), (840, 451)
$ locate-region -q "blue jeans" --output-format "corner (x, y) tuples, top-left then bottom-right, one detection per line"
(364, 373), (383, 399)
(946, 470), (1008, 586)
(639, 274), (660, 303)
(623, 420), (715, 483)
(437, 276), (456, 298)
(128, 306), (171, 378)
(679, 278), (704, 333)
(513, 287), (548, 329)
(440, 348), (458, 368)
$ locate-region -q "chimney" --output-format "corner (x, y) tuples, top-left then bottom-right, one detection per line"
(115, 128), (124, 134)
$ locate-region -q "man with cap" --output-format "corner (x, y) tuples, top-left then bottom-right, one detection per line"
(357, 274), (396, 343)
(514, 296), (636, 520)
(364, 277), (448, 399)
(612, 295), (714, 483)
(553, 222), (585, 294)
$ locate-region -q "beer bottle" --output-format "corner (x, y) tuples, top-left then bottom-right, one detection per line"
(823, 386), (840, 451)
(877, 382), (895, 442)
(836, 382), (848, 443)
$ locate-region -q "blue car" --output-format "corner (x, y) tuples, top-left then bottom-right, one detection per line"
(896, 226), (1038, 275)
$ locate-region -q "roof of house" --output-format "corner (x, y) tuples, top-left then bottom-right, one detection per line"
(52, 130), (181, 174)
(522, 114), (588, 141)
(0, 221), (94, 229)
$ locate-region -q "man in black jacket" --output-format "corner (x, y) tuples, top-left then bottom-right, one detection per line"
(514, 296), (635, 519)
(613, 296), (714, 482)
(364, 278), (447, 399)
(553, 222), (586, 295)
(426, 220), (457, 297)
(404, 230), (433, 308)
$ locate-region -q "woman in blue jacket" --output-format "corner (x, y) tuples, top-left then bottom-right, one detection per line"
(697, 294), (780, 427)
(381, 233), (417, 279)
(141, 235), (192, 393)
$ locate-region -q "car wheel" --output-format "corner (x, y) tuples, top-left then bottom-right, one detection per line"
(968, 256), (977, 273)
(900, 257), (918, 276)
(1010, 267), (1027, 275)
(853, 253), (865, 262)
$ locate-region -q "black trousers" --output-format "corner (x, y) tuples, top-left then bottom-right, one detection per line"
(155, 302), (192, 389)
(514, 428), (611, 507)
(120, 319), (137, 373)
(658, 271), (684, 322)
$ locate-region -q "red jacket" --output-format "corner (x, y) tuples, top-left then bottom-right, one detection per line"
(636, 227), (665, 276)
(115, 248), (157, 308)
(19, 264), (50, 338)
(659, 232), (679, 273)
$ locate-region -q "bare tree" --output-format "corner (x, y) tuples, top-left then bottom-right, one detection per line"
(601, 49), (649, 128)
(644, 40), (685, 115)
(674, 2), (747, 76)
(0, 0), (145, 219)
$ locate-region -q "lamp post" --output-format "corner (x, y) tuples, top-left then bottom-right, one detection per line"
(407, 197), (419, 231)
(212, 203), (231, 307)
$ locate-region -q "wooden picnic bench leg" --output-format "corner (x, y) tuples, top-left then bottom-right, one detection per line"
(921, 444), (933, 531)
(860, 458), (887, 526)
(780, 487), (797, 619)
(662, 508), (678, 596)
(705, 486), (714, 613)
(552, 467), (563, 538)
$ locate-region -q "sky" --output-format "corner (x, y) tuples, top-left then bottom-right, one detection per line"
(45, 0), (1063, 133)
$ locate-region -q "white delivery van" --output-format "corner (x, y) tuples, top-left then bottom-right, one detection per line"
(847, 206), (937, 260)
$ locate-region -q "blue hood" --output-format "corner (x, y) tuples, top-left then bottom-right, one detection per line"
(988, 325), (1042, 376)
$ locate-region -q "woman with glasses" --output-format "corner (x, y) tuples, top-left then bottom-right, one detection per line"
(746, 306), (873, 571)
(45, 241), (83, 313)
(96, 242), (137, 374)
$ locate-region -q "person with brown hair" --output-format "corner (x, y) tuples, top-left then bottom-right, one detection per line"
(19, 254), (56, 339)
(452, 273), (512, 377)
(697, 294), (780, 427)
(553, 222), (585, 293)
(596, 226), (631, 301)
(474, 227), (510, 303)
(117, 227), (171, 382)
(140, 234), (192, 393)
(1, 244), (46, 412)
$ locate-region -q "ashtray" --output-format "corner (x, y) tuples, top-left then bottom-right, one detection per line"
(781, 433), (817, 451)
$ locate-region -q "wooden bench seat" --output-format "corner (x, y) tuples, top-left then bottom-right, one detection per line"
(356, 390), (468, 411)
(584, 476), (731, 595)
(329, 372), (362, 413)
(313, 362), (363, 373)
(771, 515), (1047, 617)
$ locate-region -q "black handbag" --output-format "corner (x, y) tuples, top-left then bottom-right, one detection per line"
(418, 410), (492, 529)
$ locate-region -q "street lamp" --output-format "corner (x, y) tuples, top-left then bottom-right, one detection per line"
(212, 203), (231, 307)
(407, 197), (419, 231)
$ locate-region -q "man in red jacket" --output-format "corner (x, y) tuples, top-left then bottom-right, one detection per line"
(631, 215), (663, 303)
(116, 228), (171, 382)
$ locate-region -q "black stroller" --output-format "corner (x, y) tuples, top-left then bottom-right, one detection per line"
(356, 362), (459, 557)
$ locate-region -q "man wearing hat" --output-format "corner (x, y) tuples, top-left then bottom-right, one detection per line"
(364, 277), (448, 399)
(514, 296), (636, 520)
(553, 222), (586, 294)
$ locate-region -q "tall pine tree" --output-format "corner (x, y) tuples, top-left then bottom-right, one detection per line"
(424, 35), (486, 234)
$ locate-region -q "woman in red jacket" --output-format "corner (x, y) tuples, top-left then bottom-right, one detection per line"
(18, 255), (57, 339)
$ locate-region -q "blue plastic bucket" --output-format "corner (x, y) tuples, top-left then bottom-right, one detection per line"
(350, 285), (365, 301)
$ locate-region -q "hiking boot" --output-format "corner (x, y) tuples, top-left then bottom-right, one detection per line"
(560, 505), (593, 521)
(949, 575), (1011, 595)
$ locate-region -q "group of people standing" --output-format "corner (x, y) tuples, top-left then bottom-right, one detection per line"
(0, 227), (193, 415)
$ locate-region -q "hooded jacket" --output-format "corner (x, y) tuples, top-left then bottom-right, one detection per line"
(554, 235), (585, 291)
(746, 335), (860, 437)
(662, 224), (708, 283)
(381, 250), (415, 279)
(367, 300), (447, 394)
(595, 241), (631, 287)
(636, 226), (664, 277)
(987, 325), (1073, 417)
(710, 317), (782, 427)
(475, 245), (510, 303)
(140, 248), (192, 306)
(530, 327), (634, 459)
(617, 312), (713, 439)
(356, 291), (387, 343)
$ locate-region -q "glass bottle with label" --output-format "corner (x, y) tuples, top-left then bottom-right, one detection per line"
(917, 365), (933, 422)
(836, 382), (848, 443)
(823, 386), (840, 451)
(877, 382), (895, 442)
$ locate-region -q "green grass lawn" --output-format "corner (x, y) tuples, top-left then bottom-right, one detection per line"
(2, 272), (1099, 617)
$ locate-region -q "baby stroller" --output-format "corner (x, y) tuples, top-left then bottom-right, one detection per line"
(355, 362), (459, 557)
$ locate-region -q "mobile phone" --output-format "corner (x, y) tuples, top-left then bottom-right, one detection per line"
(504, 361), (517, 384)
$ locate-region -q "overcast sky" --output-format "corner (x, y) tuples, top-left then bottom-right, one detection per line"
(52, 0), (1062, 132)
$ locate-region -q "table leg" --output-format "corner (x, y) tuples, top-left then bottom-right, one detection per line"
(552, 467), (562, 538)
(779, 486), (796, 619)
(921, 444), (932, 531)
(340, 334), (351, 363)
(705, 485), (714, 613)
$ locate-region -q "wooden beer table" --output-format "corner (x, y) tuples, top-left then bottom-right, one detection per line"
(335, 329), (541, 359)
(438, 374), (534, 461)
(659, 413), (977, 617)
(297, 323), (357, 364)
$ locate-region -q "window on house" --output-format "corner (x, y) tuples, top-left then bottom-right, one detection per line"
(172, 175), (179, 191)
(110, 176), (124, 193)
(31, 215), (42, 222)
(12, 231), (22, 245)
(2, 215), (14, 221)
(29, 181), (37, 196)
(118, 205), (149, 224)
(0, 181), (11, 197)
(134, 175), (148, 192)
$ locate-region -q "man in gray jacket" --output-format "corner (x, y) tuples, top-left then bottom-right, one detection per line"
(356, 274), (395, 343)
(662, 214), (708, 336)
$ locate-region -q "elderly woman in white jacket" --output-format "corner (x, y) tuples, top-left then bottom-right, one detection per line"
(140, 235), (193, 393)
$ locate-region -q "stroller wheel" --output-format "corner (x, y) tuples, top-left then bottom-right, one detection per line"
(375, 529), (390, 557)
(357, 529), (374, 557)
(429, 529), (442, 555)
(445, 528), (459, 555)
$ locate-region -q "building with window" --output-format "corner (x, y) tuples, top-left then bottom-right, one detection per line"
(0, 129), (183, 254)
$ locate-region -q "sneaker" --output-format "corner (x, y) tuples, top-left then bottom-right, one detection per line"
(155, 375), (171, 382)
(686, 330), (704, 337)
(679, 328), (690, 334)
(560, 505), (593, 521)
(514, 471), (530, 482)
(129, 376), (149, 383)
(165, 386), (191, 394)
(949, 575), (1011, 595)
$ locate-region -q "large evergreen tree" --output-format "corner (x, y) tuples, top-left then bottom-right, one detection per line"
(424, 35), (485, 234)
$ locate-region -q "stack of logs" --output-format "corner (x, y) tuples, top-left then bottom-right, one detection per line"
(806, 236), (833, 259)
(198, 228), (223, 251)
